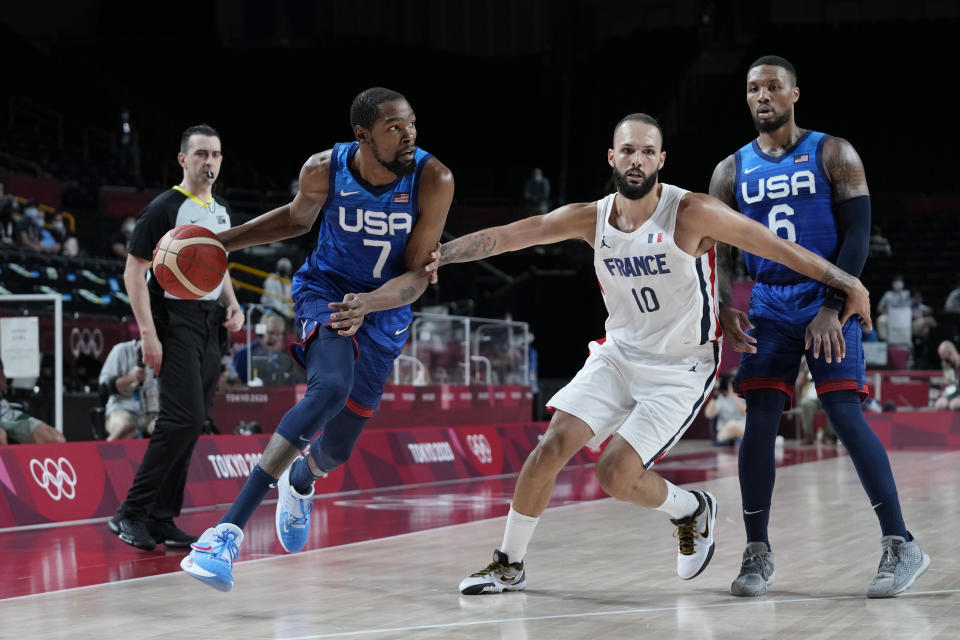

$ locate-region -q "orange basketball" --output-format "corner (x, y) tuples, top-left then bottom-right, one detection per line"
(152, 225), (227, 299)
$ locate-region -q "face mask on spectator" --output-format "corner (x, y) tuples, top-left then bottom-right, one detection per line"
(24, 207), (40, 221)
(892, 280), (904, 292)
(123, 221), (136, 234)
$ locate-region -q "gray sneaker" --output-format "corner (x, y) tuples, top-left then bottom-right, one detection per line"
(730, 541), (775, 597)
(866, 534), (930, 598)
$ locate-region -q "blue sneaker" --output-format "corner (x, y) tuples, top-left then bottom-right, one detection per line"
(180, 523), (243, 592)
(275, 461), (314, 553)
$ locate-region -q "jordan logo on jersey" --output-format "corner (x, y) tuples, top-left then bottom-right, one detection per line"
(338, 207), (413, 236)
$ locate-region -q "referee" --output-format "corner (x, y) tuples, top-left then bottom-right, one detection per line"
(109, 124), (245, 551)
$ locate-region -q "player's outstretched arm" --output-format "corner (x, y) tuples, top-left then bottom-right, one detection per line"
(328, 159), (454, 336)
(687, 193), (873, 331)
(217, 151), (331, 252)
(708, 155), (757, 354)
(438, 201), (596, 267)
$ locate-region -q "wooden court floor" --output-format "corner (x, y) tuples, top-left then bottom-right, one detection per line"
(1, 444), (956, 639)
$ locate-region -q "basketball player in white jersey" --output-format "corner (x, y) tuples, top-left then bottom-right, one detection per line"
(430, 113), (872, 595)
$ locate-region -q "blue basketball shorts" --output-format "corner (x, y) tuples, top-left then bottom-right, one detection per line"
(734, 315), (868, 410)
(290, 295), (409, 417)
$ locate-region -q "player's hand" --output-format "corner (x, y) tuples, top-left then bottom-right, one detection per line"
(329, 293), (370, 337)
(805, 308), (845, 363)
(141, 332), (163, 374)
(718, 304), (757, 353)
(223, 303), (245, 332)
(841, 278), (873, 332)
(425, 241), (441, 285)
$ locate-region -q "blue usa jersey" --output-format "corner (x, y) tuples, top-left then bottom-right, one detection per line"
(734, 130), (837, 322)
(291, 141), (433, 337)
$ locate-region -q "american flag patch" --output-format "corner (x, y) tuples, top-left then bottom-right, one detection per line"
(647, 232), (663, 243)
(393, 192), (410, 204)
(794, 153), (809, 163)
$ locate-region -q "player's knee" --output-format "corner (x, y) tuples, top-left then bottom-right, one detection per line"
(949, 397), (960, 411)
(305, 367), (352, 406)
(530, 428), (578, 470)
(594, 457), (641, 500)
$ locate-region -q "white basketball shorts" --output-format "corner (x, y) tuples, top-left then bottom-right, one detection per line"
(547, 337), (719, 468)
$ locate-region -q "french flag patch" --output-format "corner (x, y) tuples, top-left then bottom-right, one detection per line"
(794, 153), (809, 164)
(394, 192), (410, 204)
(647, 232), (663, 243)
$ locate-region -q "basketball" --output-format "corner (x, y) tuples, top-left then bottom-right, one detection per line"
(151, 225), (228, 299)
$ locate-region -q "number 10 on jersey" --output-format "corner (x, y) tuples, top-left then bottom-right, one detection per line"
(632, 287), (661, 313)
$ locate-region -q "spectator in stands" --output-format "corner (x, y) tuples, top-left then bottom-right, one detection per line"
(231, 312), (305, 385)
(0, 358), (65, 445)
(98, 338), (159, 440)
(15, 200), (46, 251)
(875, 274), (912, 341)
(523, 167), (551, 214)
(944, 278), (960, 313)
(934, 340), (960, 411)
(118, 108), (141, 182)
(868, 224), (892, 258)
(47, 209), (80, 256)
(909, 289), (938, 341)
(261, 257), (294, 318)
(107, 216), (136, 259)
(704, 373), (746, 444)
(795, 356), (835, 445)
(0, 197), (18, 247)
(0, 182), (14, 214)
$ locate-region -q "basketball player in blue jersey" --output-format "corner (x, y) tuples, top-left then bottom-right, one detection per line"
(181, 87), (453, 592)
(430, 113), (872, 596)
(710, 55), (929, 598)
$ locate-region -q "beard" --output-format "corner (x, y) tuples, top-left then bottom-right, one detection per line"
(754, 108), (791, 133)
(371, 143), (417, 176)
(612, 165), (658, 200)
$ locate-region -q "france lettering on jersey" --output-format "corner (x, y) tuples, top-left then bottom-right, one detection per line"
(290, 141), (433, 341)
(734, 130), (837, 322)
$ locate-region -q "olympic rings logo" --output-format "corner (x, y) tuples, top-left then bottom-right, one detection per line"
(69, 327), (104, 359)
(29, 457), (77, 501)
(466, 434), (493, 465)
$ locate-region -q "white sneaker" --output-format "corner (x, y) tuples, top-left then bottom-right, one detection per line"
(671, 490), (717, 580)
(459, 549), (527, 595)
(275, 462), (314, 553)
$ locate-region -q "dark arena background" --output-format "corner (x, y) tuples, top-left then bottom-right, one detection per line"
(0, 3), (958, 639)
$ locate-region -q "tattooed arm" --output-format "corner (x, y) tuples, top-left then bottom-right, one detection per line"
(800, 136), (872, 361)
(683, 192), (872, 334)
(708, 155), (757, 353)
(439, 202), (597, 266)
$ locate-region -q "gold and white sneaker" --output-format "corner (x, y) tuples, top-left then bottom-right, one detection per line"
(459, 549), (527, 595)
(671, 490), (717, 580)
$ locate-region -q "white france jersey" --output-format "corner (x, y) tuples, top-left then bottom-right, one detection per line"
(594, 184), (721, 357)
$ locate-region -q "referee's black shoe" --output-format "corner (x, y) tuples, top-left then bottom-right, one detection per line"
(149, 519), (198, 548)
(117, 517), (157, 551)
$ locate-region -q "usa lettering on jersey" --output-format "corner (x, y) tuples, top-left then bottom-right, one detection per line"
(338, 207), (413, 236)
(740, 170), (816, 204)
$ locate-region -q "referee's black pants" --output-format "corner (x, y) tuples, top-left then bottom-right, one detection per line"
(119, 299), (223, 523)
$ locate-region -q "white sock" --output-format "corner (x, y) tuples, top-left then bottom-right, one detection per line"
(500, 505), (540, 563)
(655, 481), (700, 520)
